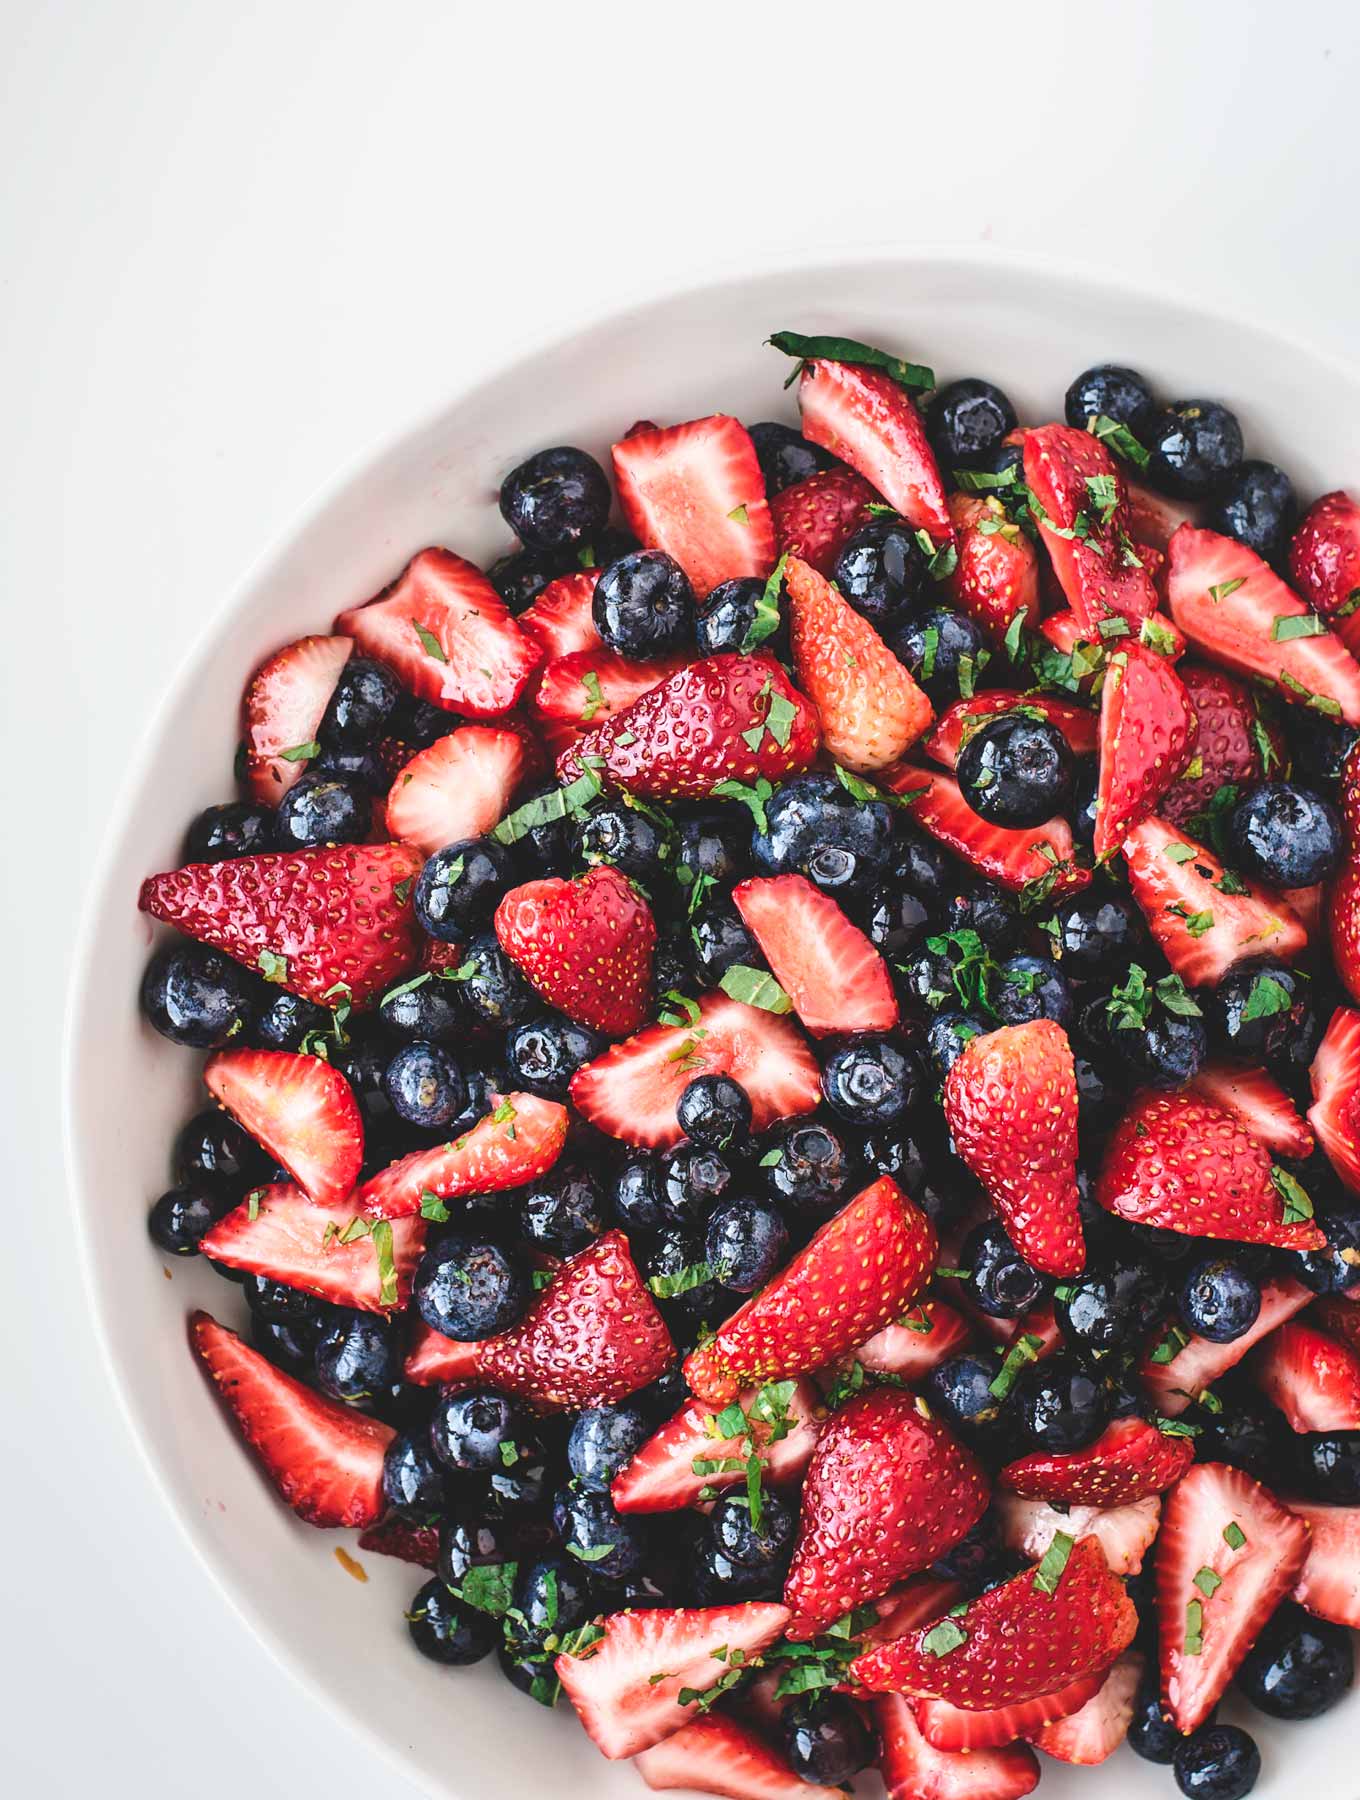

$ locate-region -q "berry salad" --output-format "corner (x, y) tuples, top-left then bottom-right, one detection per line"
(138, 331), (1360, 1800)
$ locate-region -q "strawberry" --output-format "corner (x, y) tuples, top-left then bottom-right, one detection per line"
(875, 1695), (1040, 1800)
(383, 725), (527, 857)
(356, 1093), (568, 1219)
(1187, 1063), (1314, 1159)
(553, 1601), (790, 1759)
(633, 1712), (843, 1800)
(204, 1048), (363, 1209)
(732, 874), (898, 1037)
(999, 1414), (1195, 1505)
(1126, 481), (1201, 553)
(531, 646), (686, 731)
(1098, 1089), (1325, 1251)
(851, 1536), (1138, 1708)
(558, 652), (820, 800)
(241, 635), (353, 804)
(926, 692), (1097, 769)
(355, 1517), (440, 1570)
(1023, 425), (1159, 628)
(403, 1229), (672, 1411)
(1306, 1005), (1360, 1190)
(334, 547), (540, 716)
(796, 359), (951, 542)
(915, 1673), (1105, 1753)
(1248, 1318), (1360, 1431)
(781, 1388), (989, 1639)
(943, 1021), (1083, 1277)
(1159, 662), (1284, 828)
(493, 865), (655, 1037)
(569, 991), (821, 1150)
(516, 569), (603, 662)
(1155, 1461), (1310, 1732)
(1290, 490), (1360, 656)
(1284, 1496), (1360, 1626)
(884, 764), (1090, 900)
(1166, 524), (1360, 724)
(613, 415), (776, 599)
(770, 467), (878, 575)
(1121, 814), (1307, 985)
(1313, 1294), (1360, 1354)
(946, 492), (1039, 644)
(1282, 880), (1328, 945)
(854, 1578), (967, 1655)
(1027, 1653), (1143, 1765)
(784, 554), (933, 772)
(139, 841), (423, 1009)
(993, 1492), (1162, 1576)
(1038, 611), (1109, 693)
(190, 1311), (394, 1527)
(611, 1378), (822, 1514)
(1329, 858), (1360, 1006)
(854, 1300), (972, 1387)
(200, 1182), (423, 1312)
(684, 1178), (938, 1406)
(1093, 641), (1197, 858)
(1136, 1277), (1315, 1416)
(403, 1318), (472, 1386)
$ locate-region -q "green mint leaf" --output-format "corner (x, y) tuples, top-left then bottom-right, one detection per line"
(1223, 1521), (1247, 1550)
(578, 670), (605, 722)
(1207, 577), (1246, 603)
(1193, 1566), (1223, 1598)
(1241, 974), (1293, 1022)
(1088, 413), (1150, 470)
(411, 619), (447, 662)
(1184, 1598), (1205, 1655)
(369, 1218), (399, 1308)
(922, 1618), (969, 1658)
(1272, 613), (1327, 642)
(648, 1261), (714, 1300)
(1271, 1165), (1314, 1224)
(279, 740), (320, 763)
(766, 330), (934, 393)
(1154, 973), (1203, 1017)
(456, 1560), (518, 1617)
(1150, 1324), (1190, 1365)
(492, 768), (602, 844)
(989, 1333), (1044, 1400)
(742, 553), (787, 652)
(719, 964), (793, 1014)
(419, 1191), (450, 1223)
(727, 503), (749, 525)
(257, 950), (289, 985)
(710, 776), (774, 835)
(566, 1542), (616, 1564)
(1032, 1530), (1076, 1595)
(1280, 670), (1343, 715)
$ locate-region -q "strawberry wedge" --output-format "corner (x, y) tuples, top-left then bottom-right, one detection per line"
(531, 647), (686, 731)
(1027, 1654), (1144, 1766)
(634, 1714), (843, 1800)
(516, 569), (602, 662)
(885, 764), (1090, 900)
(383, 725), (527, 857)
(1285, 1496), (1360, 1626)
(999, 1415), (1194, 1505)
(771, 468), (878, 575)
(200, 1183), (424, 1312)
(1310, 1006), (1360, 1189)
(241, 635), (353, 804)
(993, 1493), (1162, 1576)
(204, 1048), (363, 1210)
(1093, 641), (1197, 858)
(733, 875), (898, 1037)
(795, 357), (951, 542)
(926, 692), (1097, 769)
(914, 1673), (1105, 1753)
(947, 492), (1040, 646)
(1249, 1319), (1360, 1432)
(1188, 1062), (1314, 1159)
(611, 1378), (821, 1513)
(357, 1094), (568, 1218)
(613, 416), (775, 598)
(1291, 490), (1360, 657)
(1023, 424), (1160, 628)
(853, 1299), (972, 1386)
(1136, 1277), (1316, 1415)
(875, 1696), (1040, 1800)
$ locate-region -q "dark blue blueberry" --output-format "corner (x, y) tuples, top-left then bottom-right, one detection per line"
(1226, 781), (1344, 887)
(689, 898), (764, 985)
(634, 1363), (689, 1423)
(487, 546), (558, 615)
(1053, 891), (1146, 977)
(645, 1230), (724, 1326)
(926, 1011), (987, 1080)
(943, 881), (1023, 956)
(407, 1577), (499, 1666)
(782, 1697), (875, 1786)
(147, 1185), (233, 1255)
(251, 1314), (319, 1376)
(710, 1490), (796, 1570)
(488, 1433), (553, 1513)
(889, 822), (954, 911)
(1125, 1008), (1208, 1089)
(415, 838), (517, 941)
(747, 420), (832, 493)
(273, 773), (370, 849)
(577, 802), (671, 881)
(183, 801), (273, 862)
(382, 1430), (450, 1517)
(865, 885), (930, 958)
(1055, 1259), (1165, 1357)
(378, 974), (463, 1045)
(1204, 461), (1297, 564)
(430, 1389), (524, 1473)
(568, 1404), (652, 1491)
(833, 517), (930, 626)
(925, 1352), (1011, 1439)
(506, 1014), (605, 1099)
(1289, 715), (1359, 789)
(1064, 364), (1156, 435)
(706, 1197), (789, 1293)
(1128, 1670), (1188, 1763)
(890, 606), (989, 703)
(251, 988), (332, 1053)
(593, 550), (695, 658)
(695, 577), (774, 657)
(692, 1541), (785, 1603)
(519, 1167), (605, 1258)
(1071, 755), (1099, 850)
(1192, 1389), (1283, 1480)
(499, 446), (611, 553)
(310, 741), (391, 796)
(964, 1220), (1049, 1320)
(857, 1124), (976, 1226)
(437, 1514), (517, 1591)
(1208, 963), (1315, 1066)
(383, 1040), (467, 1130)
(243, 1275), (331, 1330)
(313, 1311), (400, 1402)
(320, 656), (401, 749)
(926, 378), (1018, 471)
(652, 930), (691, 1000)
(1180, 1258), (1262, 1342)
(1017, 1352), (1112, 1453)
(895, 946), (957, 1015)
(1284, 1202), (1360, 1295)
(552, 1485), (647, 1581)
(993, 954), (1073, 1028)
(1073, 1050), (1120, 1131)
(456, 934), (539, 1030)
(674, 812), (749, 894)
(387, 692), (454, 748)
(1172, 1724), (1261, 1800)
(172, 1107), (273, 1191)
(1295, 1431), (1360, 1502)
(956, 714), (1074, 829)
(659, 1145), (735, 1230)
(763, 1119), (852, 1216)
(416, 1237), (527, 1341)
(611, 1157), (666, 1235)
(1146, 400), (1244, 499)
(821, 1034), (918, 1125)
(140, 942), (258, 1048)
(503, 1553), (596, 1656)
(1236, 1601), (1353, 1718)
(677, 1074), (752, 1149)
(751, 773), (895, 895)
(333, 1039), (397, 1134)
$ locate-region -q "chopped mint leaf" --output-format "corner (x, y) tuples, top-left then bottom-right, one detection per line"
(454, 1560), (518, 1618)
(1164, 842), (1197, 863)
(919, 623), (940, 681)
(1032, 1530), (1075, 1595)
(566, 1542), (616, 1564)
(1271, 1165), (1314, 1225)
(1003, 607), (1030, 661)
(990, 1333), (1044, 1400)
(579, 670), (605, 722)
(1207, 577), (1246, 603)
(710, 776), (774, 834)
(246, 1188), (264, 1221)
(1150, 1324), (1190, 1365)
(493, 769), (601, 844)
(922, 1618), (969, 1658)
(1272, 613), (1327, 642)
(758, 1147), (783, 1167)
(1223, 1521), (1247, 1550)
(411, 620), (447, 662)
(1155, 973), (1203, 1017)
(279, 740), (320, 762)
(1083, 473), (1119, 526)
(1241, 974), (1293, 1022)
(1193, 1566), (1223, 1598)
(1184, 1598), (1205, 1655)
(1088, 413), (1150, 470)
(1280, 670), (1343, 715)
(419, 1191), (450, 1223)
(766, 330), (934, 393)
(648, 1262), (714, 1300)
(369, 1219), (398, 1308)
(742, 553), (787, 652)
(719, 964), (792, 1013)
(727, 503), (749, 525)
(257, 950), (289, 985)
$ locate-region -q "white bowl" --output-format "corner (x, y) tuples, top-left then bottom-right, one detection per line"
(66, 252), (1360, 1800)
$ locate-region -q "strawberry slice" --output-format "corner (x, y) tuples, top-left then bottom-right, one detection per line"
(732, 874), (898, 1037)
(1166, 524), (1360, 724)
(355, 1517), (440, 1570)
(611, 1377), (822, 1513)
(856, 1577), (967, 1655)
(1330, 859), (1360, 1009)
(781, 1387), (989, 1639)
(383, 725), (527, 857)
(1160, 663), (1285, 828)
(1308, 1005), (1360, 1190)
(1126, 481), (1201, 553)
(531, 647), (686, 731)
(554, 1601), (790, 1759)
(334, 547), (540, 717)
(884, 764), (1090, 900)
(999, 1414), (1195, 1505)
(1248, 1318), (1360, 1431)
(684, 1178), (938, 1407)
(1023, 425), (1159, 628)
(634, 1712), (843, 1800)
(851, 1536), (1138, 1708)
(875, 1695), (1040, 1800)
(926, 692), (1097, 769)
(1290, 490), (1360, 657)
(943, 1021), (1083, 1278)
(516, 569), (603, 662)
(139, 841), (423, 1009)
(204, 1048), (363, 1209)
(241, 635), (353, 804)
(1027, 1654), (1143, 1765)
(356, 1093), (568, 1219)
(1284, 1496), (1360, 1626)
(1155, 1461), (1311, 1732)
(993, 1492), (1162, 1576)
(915, 1672), (1105, 1753)
(613, 416), (775, 599)
(190, 1311), (394, 1527)
(796, 359), (951, 542)
(1121, 814), (1307, 985)
(784, 554), (933, 772)
(946, 493), (1039, 645)
(1188, 1062), (1314, 1159)
(770, 467), (878, 575)
(569, 991), (821, 1150)
(200, 1183), (423, 1312)
(853, 1299), (971, 1386)
(1093, 641), (1197, 859)
(1136, 1277), (1315, 1416)
(494, 864), (655, 1037)
(1038, 610), (1111, 691)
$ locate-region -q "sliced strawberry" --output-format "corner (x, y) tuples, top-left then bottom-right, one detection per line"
(531, 647), (686, 732)
(1159, 662), (1284, 828)
(796, 359), (951, 541)
(190, 1311), (394, 1527)
(357, 1093), (567, 1219)
(1126, 481), (1201, 553)
(1187, 1062), (1313, 1159)
(853, 1300), (972, 1386)
(1155, 1461), (1311, 1732)
(1283, 880), (1328, 946)
(770, 467), (878, 575)
(1290, 490), (1360, 657)
(383, 725), (527, 857)
(1094, 641), (1197, 859)
(684, 1179), (938, 1407)
(355, 1517), (440, 1570)
(1330, 859), (1360, 1008)
(884, 764), (1090, 900)
(634, 1712), (842, 1800)
(946, 493), (1039, 645)
(1284, 1496), (1360, 1626)
(1027, 1653), (1143, 1765)
(1037, 611), (1107, 693)
(926, 692), (1097, 769)
(1309, 1005), (1360, 1190)
(915, 1672), (1104, 1753)
(1023, 425), (1159, 628)
(200, 1182), (423, 1311)
(204, 1048), (363, 1209)
(516, 569), (602, 662)
(875, 1695), (1040, 1800)
(241, 635), (353, 804)
(994, 1492), (1162, 1577)
(554, 1601), (790, 1759)
(1248, 1318), (1360, 1431)
(1136, 1277), (1315, 1415)
(1121, 814), (1307, 985)
(139, 841), (423, 1009)
(732, 874), (898, 1037)
(855, 1577), (966, 1655)
(403, 1318), (469, 1386)
(613, 415), (775, 599)
(999, 1414), (1195, 1505)
(611, 1378), (822, 1514)
(494, 864), (655, 1036)
(569, 991), (820, 1151)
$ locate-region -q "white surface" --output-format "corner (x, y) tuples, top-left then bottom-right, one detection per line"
(3, 1), (1358, 1795)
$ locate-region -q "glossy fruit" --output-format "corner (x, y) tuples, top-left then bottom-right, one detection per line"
(999, 1415), (1195, 1505)
(494, 865), (655, 1036)
(1136, 1277), (1314, 1416)
(1188, 1063), (1314, 1159)
(1237, 1601), (1354, 1718)
(1308, 1005), (1360, 1190)
(1290, 490), (1360, 656)
(993, 1493), (1162, 1578)
(946, 492), (1040, 645)
(957, 713), (1075, 830)
(769, 467), (878, 576)
(912, 1672), (1104, 1753)
(796, 356), (951, 540)
(927, 692), (1097, 770)
(1284, 1495), (1360, 1626)
(613, 416), (774, 600)
(1249, 1318), (1360, 1431)
(517, 569), (604, 661)
(383, 726), (528, 857)
(888, 765), (1089, 899)
(1027, 1653), (1144, 1765)
(634, 1710), (841, 1800)
(611, 1377), (820, 1514)
(1094, 641), (1197, 858)
(241, 634), (353, 804)
(733, 874), (897, 1037)
(202, 1048), (362, 1210)
(1160, 663), (1284, 828)
(201, 1183), (423, 1313)
(1023, 424), (1159, 629)
(874, 1695), (1040, 1800)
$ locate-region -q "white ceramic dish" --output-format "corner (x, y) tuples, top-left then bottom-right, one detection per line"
(66, 252), (1360, 1800)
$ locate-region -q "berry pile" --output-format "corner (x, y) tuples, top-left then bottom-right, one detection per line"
(140, 334), (1360, 1800)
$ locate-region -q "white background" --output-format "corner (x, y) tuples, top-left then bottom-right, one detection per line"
(3, 0), (1357, 1793)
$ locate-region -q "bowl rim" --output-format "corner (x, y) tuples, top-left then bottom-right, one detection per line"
(62, 241), (1360, 1793)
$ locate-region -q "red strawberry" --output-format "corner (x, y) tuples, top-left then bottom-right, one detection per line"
(1284, 1496), (1360, 1626)
(1000, 1414), (1195, 1505)
(1160, 662), (1285, 828)
(553, 1601), (790, 1759)
(796, 359), (951, 541)
(884, 765), (1090, 900)
(943, 1021), (1083, 1277)
(569, 991), (821, 1150)
(1023, 425), (1159, 628)
(204, 1048), (363, 1209)
(355, 1517), (440, 1570)
(611, 1377), (822, 1513)
(383, 725), (527, 857)
(853, 1300), (972, 1386)
(1038, 611), (1107, 692)
(634, 1713), (843, 1800)
(1248, 1318), (1360, 1431)
(139, 841), (423, 1009)
(1093, 641), (1197, 859)
(914, 1673), (1104, 1753)
(1135, 1277), (1315, 1416)
(1121, 814), (1307, 985)
(1097, 1089), (1326, 1251)
(770, 467), (878, 575)
(558, 652), (820, 800)
(1309, 1004), (1360, 1189)
(733, 874), (898, 1037)
(994, 1493), (1162, 1576)
(926, 692), (1097, 769)
(1027, 1653), (1143, 1765)
(1283, 880), (1328, 945)
(684, 1178), (938, 1407)
(190, 1311), (394, 1527)
(493, 865), (655, 1037)
(784, 554), (933, 772)
(1313, 1294), (1360, 1354)
(531, 647), (686, 731)
(613, 415), (776, 599)
(856, 1577), (967, 1655)
(516, 569), (602, 662)
(1290, 490), (1360, 656)
(782, 1388), (989, 1639)
(334, 547), (540, 717)
(1167, 524), (1360, 724)
(1187, 1062), (1314, 1159)
(1329, 858), (1360, 1006)
(200, 1182), (423, 1311)
(875, 1694), (1040, 1800)
(1156, 1461), (1310, 1732)
(403, 1318), (471, 1386)
(851, 1536), (1138, 1707)
(1126, 481), (1201, 552)
(356, 1093), (567, 1219)
(946, 492), (1039, 644)
(241, 635), (353, 804)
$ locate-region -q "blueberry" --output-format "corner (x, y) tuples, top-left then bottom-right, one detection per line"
(1072, 1050), (1120, 1131)
(1056, 1259), (1165, 1357)
(1192, 1390), (1284, 1480)
(243, 1276), (330, 1329)
(821, 1034), (918, 1125)
(183, 800), (273, 862)
(252, 1314), (320, 1376)
(1295, 1430), (1360, 1502)
(964, 1220), (1049, 1320)
(1289, 716), (1359, 789)
(889, 822), (955, 911)
(747, 421), (832, 494)
(1053, 891), (1146, 978)
(956, 714), (1074, 829)
(507, 1015), (605, 1099)
(416, 1237), (527, 1341)
(896, 947), (957, 1015)
(926, 378), (1018, 472)
(833, 517), (930, 626)
(652, 929), (691, 999)
(568, 1404), (652, 1491)
(1177, 1258), (1261, 1342)
(782, 1697), (875, 1786)
(1204, 461), (1297, 564)
(695, 577), (774, 657)
(856, 1124), (973, 1225)
(677, 1074), (752, 1149)
(382, 1430), (449, 1517)
(865, 884), (930, 958)
(752, 773), (895, 895)
(645, 1230), (724, 1326)
(378, 975), (463, 1044)
(577, 802), (670, 882)
(332, 1039), (396, 1134)
(503, 1553), (596, 1656)
(593, 550), (695, 658)
(273, 773), (370, 849)
(320, 656), (401, 749)
(710, 1491), (796, 1568)
(488, 547), (559, 614)
(488, 1433), (553, 1513)
(407, 1577), (499, 1666)
(688, 898), (763, 985)
(1236, 1601), (1354, 1719)
(1226, 781), (1344, 887)
(763, 1119), (853, 1215)
(383, 1040), (467, 1130)
(1208, 963), (1315, 1066)
(890, 607), (989, 703)
(457, 934), (539, 1030)
(519, 1166), (605, 1258)
(943, 881), (1023, 956)
(610, 1157), (667, 1236)
(993, 954), (1073, 1029)
(172, 1107), (273, 1191)
(1123, 1008), (1209, 1089)
(147, 1185), (234, 1255)
(659, 1145), (735, 1230)
(430, 1389), (523, 1473)
(438, 1514), (517, 1591)
(552, 1485), (647, 1580)
(1017, 1352), (1112, 1452)
(1070, 755), (1099, 851)
(1128, 1669), (1187, 1763)
(924, 1351), (1014, 1446)
(706, 1197), (789, 1293)
(251, 988), (333, 1052)
(311, 745), (391, 800)
(140, 942), (258, 1048)
(415, 838), (517, 941)
(1172, 1724), (1261, 1800)
(1064, 364), (1156, 435)
(1146, 401), (1244, 499)
(926, 1012), (987, 1080)
(499, 446), (611, 553)
(1284, 1202), (1360, 1295)
(313, 1312), (400, 1402)
(674, 813), (749, 894)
